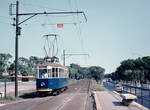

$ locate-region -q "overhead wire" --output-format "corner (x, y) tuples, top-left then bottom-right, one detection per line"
(75, 0), (79, 11)
(68, 0), (73, 11)
(19, 0), (87, 63)
(0, 21), (10, 25)
(74, 0), (88, 66)
(72, 0), (84, 52)
(0, 16), (12, 25)
(68, 0), (85, 53)
(20, 2), (69, 12)
(0, 16), (10, 19)
(40, 14), (59, 57)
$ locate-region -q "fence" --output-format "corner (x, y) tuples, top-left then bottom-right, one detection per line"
(107, 81), (150, 108)
(0, 79), (12, 82)
(122, 84), (150, 108)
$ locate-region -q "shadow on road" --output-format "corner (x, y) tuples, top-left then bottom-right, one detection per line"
(19, 92), (37, 99)
(112, 101), (124, 106)
(19, 91), (57, 99)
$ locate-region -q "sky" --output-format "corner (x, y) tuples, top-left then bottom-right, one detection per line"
(1, 0), (150, 73)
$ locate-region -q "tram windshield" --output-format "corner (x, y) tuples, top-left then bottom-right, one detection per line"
(39, 69), (48, 78)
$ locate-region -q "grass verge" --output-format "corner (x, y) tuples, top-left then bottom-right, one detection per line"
(0, 89), (36, 104)
(91, 79), (104, 91)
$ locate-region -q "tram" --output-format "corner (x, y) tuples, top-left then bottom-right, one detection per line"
(36, 57), (69, 94)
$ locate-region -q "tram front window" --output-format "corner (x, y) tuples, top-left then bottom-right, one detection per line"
(39, 69), (48, 78)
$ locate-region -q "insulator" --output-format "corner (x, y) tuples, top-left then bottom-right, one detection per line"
(18, 27), (22, 35)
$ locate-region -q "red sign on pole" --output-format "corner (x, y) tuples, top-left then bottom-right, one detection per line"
(57, 24), (63, 28)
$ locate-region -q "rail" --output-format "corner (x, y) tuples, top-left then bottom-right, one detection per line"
(85, 79), (91, 110)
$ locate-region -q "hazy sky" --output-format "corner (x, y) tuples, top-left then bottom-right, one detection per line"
(1, 0), (150, 73)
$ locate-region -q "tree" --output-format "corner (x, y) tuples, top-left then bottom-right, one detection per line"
(69, 68), (78, 79)
(0, 53), (12, 78)
(29, 56), (44, 67)
(69, 63), (91, 79)
(113, 56), (150, 82)
(89, 66), (105, 82)
(69, 64), (82, 79)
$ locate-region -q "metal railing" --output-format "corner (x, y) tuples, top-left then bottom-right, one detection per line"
(122, 84), (150, 108)
(107, 81), (150, 109)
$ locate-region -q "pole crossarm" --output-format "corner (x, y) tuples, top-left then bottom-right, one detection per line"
(63, 50), (89, 66)
(12, 11), (87, 23)
(64, 54), (89, 59)
(65, 54), (89, 56)
(18, 11), (83, 15)
(18, 14), (37, 25)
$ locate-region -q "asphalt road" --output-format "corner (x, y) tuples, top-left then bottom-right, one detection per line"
(0, 79), (93, 110)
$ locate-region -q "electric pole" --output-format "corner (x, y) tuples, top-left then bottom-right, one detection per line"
(15, 0), (19, 97)
(10, 0), (87, 97)
(63, 49), (89, 66)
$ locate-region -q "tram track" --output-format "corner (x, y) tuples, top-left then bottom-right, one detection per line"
(85, 79), (91, 110)
(0, 79), (93, 110)
(56, 79), (92, 110)
(56, 89), (81, 110)
(56, 80), (91, 110)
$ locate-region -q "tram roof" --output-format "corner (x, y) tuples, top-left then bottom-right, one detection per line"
(37, 62), (67, 69)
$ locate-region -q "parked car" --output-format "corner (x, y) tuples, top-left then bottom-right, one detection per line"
(115, 84), (123, 92)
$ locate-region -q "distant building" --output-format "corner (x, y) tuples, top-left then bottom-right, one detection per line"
(10, 73), (34, 82)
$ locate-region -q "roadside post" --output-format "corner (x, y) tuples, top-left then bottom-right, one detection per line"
(2, 71), (9, 99)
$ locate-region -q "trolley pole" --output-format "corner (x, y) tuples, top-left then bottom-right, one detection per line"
(15, 0), (19, 97)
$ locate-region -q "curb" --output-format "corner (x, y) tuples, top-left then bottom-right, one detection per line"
(93, 91), (102, 110)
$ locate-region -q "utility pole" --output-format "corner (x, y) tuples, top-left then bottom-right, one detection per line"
(10, 0), (87, 97)
(15, 0), (19, 97)
(63, 49), (89, 66)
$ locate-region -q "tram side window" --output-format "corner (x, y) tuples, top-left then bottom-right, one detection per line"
(56, 68), (58, 77)
(59, 69), (62, 77)
(59, 69), (64, 78)
(47, 69), (51, 77)
(64, 70), (66, 77)
(39, 69), (48, 78)
(52, 68), (55, 77)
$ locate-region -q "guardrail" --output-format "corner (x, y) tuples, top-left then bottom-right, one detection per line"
(122, 84), (150, 107)
(107, 81), (150, 109)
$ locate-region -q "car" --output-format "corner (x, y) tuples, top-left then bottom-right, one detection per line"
(115, 84), (123, 92)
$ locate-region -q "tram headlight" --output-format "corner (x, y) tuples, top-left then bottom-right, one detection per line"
(40, 82), (45, 87)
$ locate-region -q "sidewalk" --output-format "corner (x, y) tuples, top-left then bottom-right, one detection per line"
(94, 90), (149, 110)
